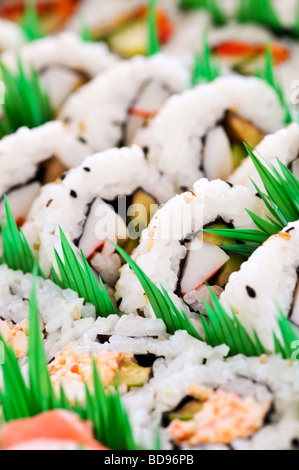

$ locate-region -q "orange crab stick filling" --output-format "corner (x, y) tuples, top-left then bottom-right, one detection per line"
(0, 410), (107, 450)
(213, 41), (290, 66)
(168, 384), (270, 447)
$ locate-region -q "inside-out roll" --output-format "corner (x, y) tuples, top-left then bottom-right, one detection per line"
(23, 145), (175, 285)
(132, 75), (285, 193)
(0, 121), (90, 225)
(59, 54), (190, 153)
(116, 178), (267, 318)
(2, 32), (118, 111)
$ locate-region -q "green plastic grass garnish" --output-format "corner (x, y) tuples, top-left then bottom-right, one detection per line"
(114, 243), (201, 340)
(191, 33), (221, 86)
(204, 146), (299, 254)
(52, 227), (116, 318)
(0, 195), (45, 277)
(201, 287), (299, 358)
(0, 58), (53, 138)
(0, 271), (138, 450)
(21, 0), (44, 42)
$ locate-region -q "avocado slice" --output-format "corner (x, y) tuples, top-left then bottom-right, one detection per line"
(214, 254), (244, 288)
(167, 400), (203, 422)
(203, 223), (237, 247)
(129, 190), (157, 231)
(231, 143), (248, 170)
(119, 361), (152, 390)
(225, 110), (265, 148)
(107, 20), (147, 58)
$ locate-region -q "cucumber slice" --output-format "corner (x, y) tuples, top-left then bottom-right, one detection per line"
(167, 400), (203, 422)
(119, 361), (151, 389)
(107, 20), (147, 58)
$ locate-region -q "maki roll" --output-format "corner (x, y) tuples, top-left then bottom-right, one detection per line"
(59, 54), (190, 153)
(23, 145), (175, 285)
(0, 121), (90, 225)
(0, 264), (99, 362)
(132, 75), (285, 192)
(0, 18), (25, 52)
(68, 0), (177, 57)
(116, 178), (267, 317)
(220, 220), (299, 351)
(143, 335), (299, 450)
(2, 32), (118, 111)
(230, 123), (299, 189)
(209, 23), (298, 105)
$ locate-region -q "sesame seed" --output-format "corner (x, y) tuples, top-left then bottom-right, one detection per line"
(260, 354), (268, 364)
(78, 136), (87, 144)
(246, 286), (256, 298)
(70, 190), (77, 198)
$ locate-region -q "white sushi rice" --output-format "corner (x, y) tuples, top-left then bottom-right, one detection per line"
(2, 32), (119, 111)
(23, 145), (175, 281)
(67, 0), (180, 36)
(133, 75), (285, 192)
(127, 343), (299, 450)
(0, 121), (90, 197)
(220, 221), (299, 351)
(0, 19), (25, 52)
(0, 121), (91, 222)
(59, 54), (190, 153)
(208, 22), (299, 107)
(44, 324), (299, 450)
(0, 264), (98, 361)
(230, 123), (299, 189)
(116, 178), (267, 318)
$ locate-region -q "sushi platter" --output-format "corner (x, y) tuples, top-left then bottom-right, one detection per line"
(0, 0), (298, 452)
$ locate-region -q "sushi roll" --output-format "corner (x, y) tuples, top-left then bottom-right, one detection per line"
(220, 220), (299, 351)
(67, 0), (177, 57)
(0, 18), (25, 52)
(116, 178), (267, 318)
(132, 75), (285, 192)
(23, 145), (175, 284)
(141, 336), (299, 450)
(162, 10), (210, 61)
(230, 123), (299, 189)
(2, 32), (118, 111)
(0, 264), (100, 362)
(59, 54), (190, 153)
(0, 121), (91, 225)
(209, 23), (299, 106)
(49, 345), (153, 403)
